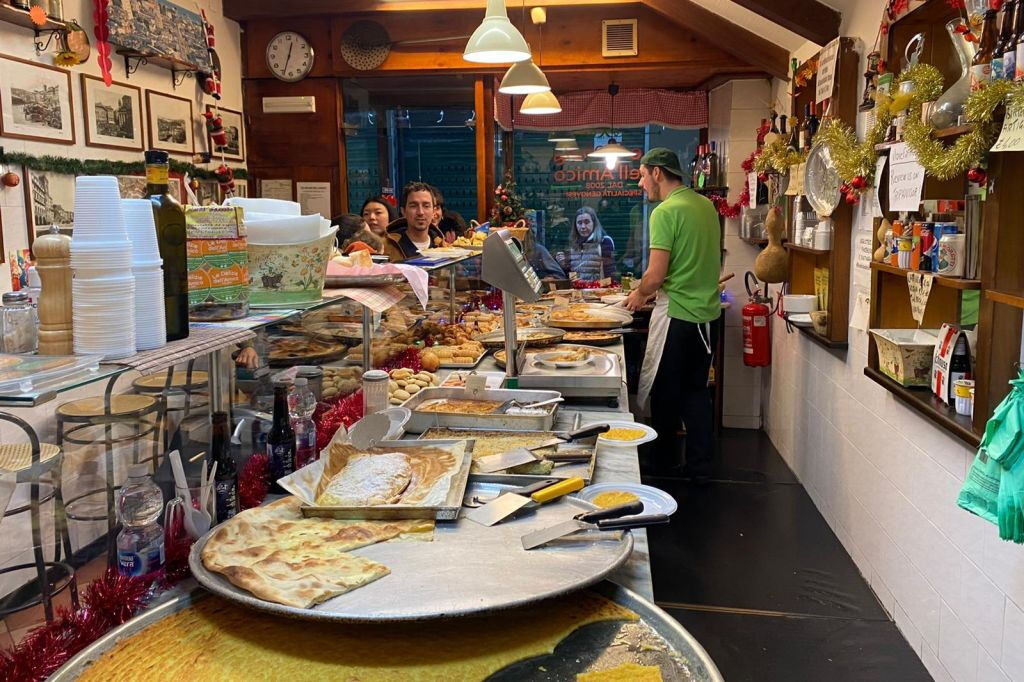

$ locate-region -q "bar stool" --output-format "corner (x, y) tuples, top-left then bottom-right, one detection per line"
(0, 413), (79, 623)
(56, 392), (161, 565)
(132, 363), (209, 450)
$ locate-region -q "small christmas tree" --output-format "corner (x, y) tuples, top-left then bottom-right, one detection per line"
(491, 170), (526, 226)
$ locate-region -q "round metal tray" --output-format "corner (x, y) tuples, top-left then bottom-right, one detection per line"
(188, 481), (634, 622)
(51, 581), (722, 681)
(473, 327), (565, 349)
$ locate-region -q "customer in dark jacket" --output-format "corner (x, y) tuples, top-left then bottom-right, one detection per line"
(384, 182), (445, 262)
(556, 206), (617, 280)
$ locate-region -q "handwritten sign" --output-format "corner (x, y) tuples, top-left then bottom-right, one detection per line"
(816, 38), (841, 104)
(907, 271), (934, 326)
(991, 99), (1024, 152)
(786, 163), (806, 196)
(888, 143), (925, 212)
(872, 155), (887, 217)
(296, 182), (331, 217)
(260, 179), (292, 201)
(748, 173), (758, 208)
(855, 232), (874, 273)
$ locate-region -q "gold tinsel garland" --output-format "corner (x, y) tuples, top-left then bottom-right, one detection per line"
(753, 139), (807, 175)
(818, 62), (1024, 185)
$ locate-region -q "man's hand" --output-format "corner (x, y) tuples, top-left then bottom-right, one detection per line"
(625, 287), (652, 312)
(235, 346), (260, 369)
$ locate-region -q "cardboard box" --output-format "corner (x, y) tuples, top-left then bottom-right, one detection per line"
(185, 206), (249, 319)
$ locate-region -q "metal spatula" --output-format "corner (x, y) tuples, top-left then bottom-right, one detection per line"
(521, 501), (669, 550)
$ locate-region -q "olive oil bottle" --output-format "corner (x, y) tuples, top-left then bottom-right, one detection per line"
(145, 150), (189, 341)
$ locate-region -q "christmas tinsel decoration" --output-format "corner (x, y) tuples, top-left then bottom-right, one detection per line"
(239, 452), (270, 510)
(0, 569), (153, 681)
(753, 139), (807, 175)
(0, 151), (247, 181)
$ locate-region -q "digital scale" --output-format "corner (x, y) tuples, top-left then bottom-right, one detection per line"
(482, 230), (623, 403)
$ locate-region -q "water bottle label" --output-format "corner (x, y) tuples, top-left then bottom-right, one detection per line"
(118, 545), (164, 577)
(215, 479), (238, 522)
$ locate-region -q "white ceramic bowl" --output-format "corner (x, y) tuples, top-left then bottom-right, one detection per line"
(783, 294), (818, 314)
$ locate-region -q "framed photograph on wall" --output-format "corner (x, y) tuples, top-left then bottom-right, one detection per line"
(206, 105), (244, 162)
(81, 74), (144, 151)
(117, 174), (184, 203)
(24, 168), (76, 244)
(145, 91), (194, 155)
(0, 54), (75, 145)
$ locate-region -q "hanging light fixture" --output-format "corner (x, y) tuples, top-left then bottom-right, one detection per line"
(521, 90), (561, 114)
(554, 139), (579, 152)
(588, 84), (635, 170)
(548, 132), (575, 142)
(499, 57), (550, 94)
(463, 0), (531, 64)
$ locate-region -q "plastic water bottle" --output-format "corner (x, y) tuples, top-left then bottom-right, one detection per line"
(116, 464), (165, 578)
(289, 377), (318, 469)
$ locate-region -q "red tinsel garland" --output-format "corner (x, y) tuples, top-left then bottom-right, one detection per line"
(0, 569), (152, 681)
(239, 452), (270, 510)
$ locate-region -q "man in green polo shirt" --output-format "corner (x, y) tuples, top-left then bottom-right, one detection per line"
(626, 147), (722, 482)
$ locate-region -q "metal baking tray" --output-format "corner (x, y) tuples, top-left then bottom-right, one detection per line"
(473, 327), (565, 349)
(186, 480), (631, 622)
(298, 439), (474, 521)
(547, 306), (633, 330)
(402, 387), (561, 433)
(417, 426), (596, 484)
(52, 581), (722, 681)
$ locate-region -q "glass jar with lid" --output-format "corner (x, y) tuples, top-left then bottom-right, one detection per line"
(1, 291), (38, 353)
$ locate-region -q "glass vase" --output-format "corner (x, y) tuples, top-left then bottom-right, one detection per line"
(929, 19), (979, 130)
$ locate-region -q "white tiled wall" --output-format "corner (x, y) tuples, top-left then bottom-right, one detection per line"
(710, 79), (771, 429)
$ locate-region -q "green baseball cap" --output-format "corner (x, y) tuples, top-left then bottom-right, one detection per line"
(639, 147), (685, 178)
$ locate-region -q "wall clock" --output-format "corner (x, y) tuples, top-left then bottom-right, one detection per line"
(266, 31), (314, 82)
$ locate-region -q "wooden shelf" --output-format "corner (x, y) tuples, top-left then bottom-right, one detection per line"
(870, 261), (981, 290)
(785, 242), (830, 256)
(864, 366), (980, 448)
(934, 124), (974, 140)
(985, 289), (1024, 310)
(0, 4), (65, 31)
(798, 324), (849, 350)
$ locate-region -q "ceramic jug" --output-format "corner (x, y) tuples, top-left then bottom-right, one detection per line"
(929, 19), (979, 129)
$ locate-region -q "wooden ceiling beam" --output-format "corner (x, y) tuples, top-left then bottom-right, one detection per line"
(224, 0), (636, 21)
(728, 0), (840, 47)
(641, 0), (790, 80)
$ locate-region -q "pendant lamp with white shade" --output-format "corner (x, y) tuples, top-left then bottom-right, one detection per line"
(588, 84), (635, 169)
(548, 132), (575, 142)
(499, 57), (550, 94)
(521, 90), (561, 114)
(463, 0), (531, 64)
(554, 139), (579, 152)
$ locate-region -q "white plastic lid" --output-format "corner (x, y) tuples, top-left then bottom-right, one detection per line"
(27, 266), (41, 288)
(363, 370), (389, 382)
(294, 377), (308, 386)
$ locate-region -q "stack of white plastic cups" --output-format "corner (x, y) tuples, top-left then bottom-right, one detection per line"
(121, 199), (167, 351)
(71, 176), (136, 359)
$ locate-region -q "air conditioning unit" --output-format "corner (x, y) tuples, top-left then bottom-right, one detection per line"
(602, 19), (637, 57)
(262, 96), (316, 114)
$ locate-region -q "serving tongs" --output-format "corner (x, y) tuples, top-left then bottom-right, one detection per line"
(472, 423), (609, 473)
(493, 395), (564, 414)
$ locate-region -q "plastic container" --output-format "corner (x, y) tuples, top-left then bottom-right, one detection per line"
(362, 369), (389, 416)
(954, 379), (975, 416)
(1, 291), (38, 354)
(116, 464), (165, 578)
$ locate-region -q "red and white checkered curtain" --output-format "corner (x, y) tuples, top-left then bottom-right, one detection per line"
(495, 87), (707, 131)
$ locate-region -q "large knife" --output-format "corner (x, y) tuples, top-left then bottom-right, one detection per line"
(521, 501), (669, 549)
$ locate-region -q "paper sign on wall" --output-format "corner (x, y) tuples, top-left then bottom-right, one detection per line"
(260, 179), (293, 201)
(816, 38), (841, 104)
(855, 232), (874, 273)
(888, 143), (925, 212)
(748, 173), (758, 208)
(991, 99), (1024, 152)
(872, 155), (887, 217)
(785, 163), (806, 196)
(849, 291), (871, 331)
(907, 271), (934, 326)
(296, 182), (331, 217)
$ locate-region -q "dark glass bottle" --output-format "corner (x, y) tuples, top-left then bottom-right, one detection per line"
(210, 412), (239, 522)
(971, 10), (999, 91)
(688, 147), (700, 188)
(779, 114), (789, 138)
(806, 103), (821, 146)
(267, 383), (296, 493)
(769, 111), (780, 135)
(798, 105), (811, 150)
(949, 335), (972, 387)
(994, 0), (1016, 80)
(145, 150), (189, 342)
(1011, 0), (1024, 81)
(788, 112), (801, 151)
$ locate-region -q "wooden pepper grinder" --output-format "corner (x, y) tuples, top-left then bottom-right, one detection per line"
(33, 225), (74, 355)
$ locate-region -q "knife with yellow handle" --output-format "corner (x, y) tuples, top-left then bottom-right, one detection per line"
(464, 477), (585, 527)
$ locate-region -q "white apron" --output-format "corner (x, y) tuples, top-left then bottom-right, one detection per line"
(637, 291), (714, 415)
(637, 291), (671, 414)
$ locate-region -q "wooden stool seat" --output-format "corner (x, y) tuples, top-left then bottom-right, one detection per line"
(0, 443), (60, 473)
(57, 394), (157, 419)
(133, 371), (209, 391)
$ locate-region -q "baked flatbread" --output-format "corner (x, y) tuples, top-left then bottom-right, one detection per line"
(201, 497), (433, 608)
(315, 453), (412, 506)
(317, 443), (462, 506)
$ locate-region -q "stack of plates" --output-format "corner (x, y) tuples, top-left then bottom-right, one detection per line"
(122, 199), (166, 351)
(71, 176), (136, 359)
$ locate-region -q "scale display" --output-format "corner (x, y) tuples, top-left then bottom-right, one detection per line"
(481, 231), (543, 302)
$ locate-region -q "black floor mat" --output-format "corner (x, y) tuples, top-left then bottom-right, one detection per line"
(639, 427), (799, 484)
(664, 607), (931, 682)
(645, 479), (886, 620)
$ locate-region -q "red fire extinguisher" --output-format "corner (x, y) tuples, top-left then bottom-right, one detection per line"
(742, 272), (772, 367)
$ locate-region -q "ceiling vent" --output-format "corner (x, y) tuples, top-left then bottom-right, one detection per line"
(602, 19), (637, 58)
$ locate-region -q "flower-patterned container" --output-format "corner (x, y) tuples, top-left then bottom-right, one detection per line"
(247, 227), (338, 307)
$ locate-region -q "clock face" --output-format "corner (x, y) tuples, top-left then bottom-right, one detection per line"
(266, 32), (314, 82)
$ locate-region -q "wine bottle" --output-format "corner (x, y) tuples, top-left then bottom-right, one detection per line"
(993, 0), (1015, 79)
(688, 147), (701, 188)
(1012, 0), (1024, 81)
(145, 150), (189, 342)
(971, 10), (998, 91)
(267, 383), (296, 493)
(807, 103), (821, 146)
(706, 141), (720, 188)
(788, 112), (801, 151)
(799, 105), (811, 150)
(209, 411), (238, 522)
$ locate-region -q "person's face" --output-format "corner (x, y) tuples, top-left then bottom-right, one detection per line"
(638, 165), (661, 201)
(362, 202), (390, 236)
(575, 211), (595, 239)
(402, 191), (434, 232)
(432, 203), (442, 226)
